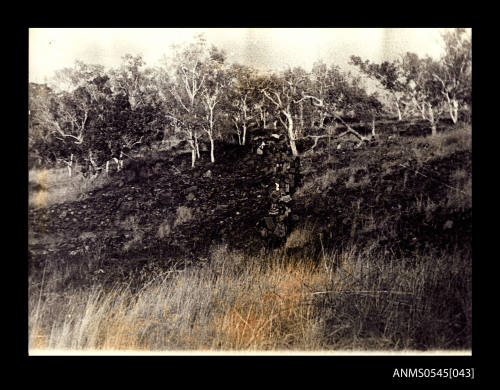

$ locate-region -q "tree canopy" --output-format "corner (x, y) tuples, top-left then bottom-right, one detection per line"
(29, 29), (471, 172)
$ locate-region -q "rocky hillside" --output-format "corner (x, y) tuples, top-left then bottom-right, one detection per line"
(28, 119), (472, 288)
(28, 130), (302, 283)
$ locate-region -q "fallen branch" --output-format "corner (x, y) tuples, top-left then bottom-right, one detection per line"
(311, 290), (416, 296)
(301, 134), (331, 154)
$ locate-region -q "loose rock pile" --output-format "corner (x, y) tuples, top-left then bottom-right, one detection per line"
(28, 130), (302, 280)
(251, 133), (301, 240)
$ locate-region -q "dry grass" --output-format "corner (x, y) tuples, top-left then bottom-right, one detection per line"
(285, 226), (315, 250)
(28, 167), (111, 209)
(28, 246), (329, 351)
(446, 170), (472, 212)
(28, 244), (471, 353)
(315, 247), (472, 350)
(412, 125), (472, 163)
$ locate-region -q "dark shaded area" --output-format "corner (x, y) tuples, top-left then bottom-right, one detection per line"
(28, 131), (302, 285)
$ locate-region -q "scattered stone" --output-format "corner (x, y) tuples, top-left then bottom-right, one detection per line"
(443, 220), (453, 230)
(280, 195), (292, 203)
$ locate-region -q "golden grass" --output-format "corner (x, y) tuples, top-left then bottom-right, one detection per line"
(32, 169), (48, 207)
(28, 247), (332, 352)
(210, 257), (329, 350)
(29, 243), (472, 353)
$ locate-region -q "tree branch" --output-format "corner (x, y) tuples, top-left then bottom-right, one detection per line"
(261, 89), (281, 108)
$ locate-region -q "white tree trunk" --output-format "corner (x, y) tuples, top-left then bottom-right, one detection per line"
(194, 133), (200, 159)
(209, 135), (215, 163)
(319, 111), (327, 128)
(188, 137), (196, 168)
(67, 154), (73, 177)
(395, 100), (402, 121)
(421, 105), (427, 120)
(283, 111), (298, 157)
(242, 123), (247, 146)
(449, 98), (459, 124)
(427, 103), (437, 136)
(234, 120), (242, 145)
(162, 126), (169, 145)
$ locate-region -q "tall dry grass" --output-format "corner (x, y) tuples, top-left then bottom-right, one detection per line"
(28, 243), (471, 353)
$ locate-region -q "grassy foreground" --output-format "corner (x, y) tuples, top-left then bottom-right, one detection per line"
(29, 242), (471, 353)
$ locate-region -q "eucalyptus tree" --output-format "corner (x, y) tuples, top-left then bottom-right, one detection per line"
(46, 61), (115, 175)
(350, 55), (411, 121)
(260, 68), (309, 156)
(160, 34), (214, 168)
(432, 28), (472, 124)
(252, 72), (279, 130)
(28, 83), (59, 167)
(401, 52), (446, 135)
(306, 61), (361, 129)
(298, 65), (382, 150)
(226, 63), (262, 145)
(109, 54), (148, 109)
(200, 46), (230, 163)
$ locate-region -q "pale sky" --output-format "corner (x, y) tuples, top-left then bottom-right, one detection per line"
(29, 28), (461, 84)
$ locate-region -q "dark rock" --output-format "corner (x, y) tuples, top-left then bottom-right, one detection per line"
(264, 217), (275, 230)
(120, 201), (135, 211)
(273, 223), (286, 238)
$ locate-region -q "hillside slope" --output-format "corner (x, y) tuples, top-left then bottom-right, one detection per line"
(28, 120), (472, 288)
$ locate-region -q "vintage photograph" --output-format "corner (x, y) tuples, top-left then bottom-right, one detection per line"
(28, 28), (472, 355)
